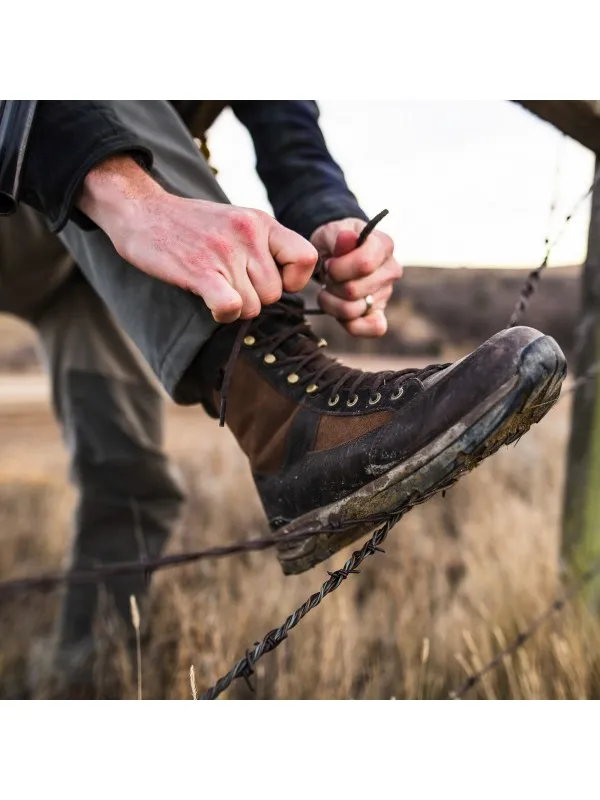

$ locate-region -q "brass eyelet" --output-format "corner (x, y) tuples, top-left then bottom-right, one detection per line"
(346, 394), (359, 408)
(287, 373), (299, 385)
(306, 383), (318, 394)
(391, 386), (404, 400)
(327, 394), (340, 407)
(243, 335), (256, 347)
(368, 392), (382, 405)
(263, 353), (277, 365)
(317, 338), (328, 348)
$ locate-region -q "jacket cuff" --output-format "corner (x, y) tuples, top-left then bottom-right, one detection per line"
(48, 139), (153, 233)
(20, 101), (154, 234)
(280, 190), (369, 242)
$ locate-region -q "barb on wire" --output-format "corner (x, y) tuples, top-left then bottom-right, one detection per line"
(508, 169), (599, 329)
(200, 513), (399, 699)
(449, 556), (600, 699)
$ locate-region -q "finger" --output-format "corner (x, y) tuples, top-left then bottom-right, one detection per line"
(318, 284), (392, 322)
(326, 258), (403, 302)
(327, 232), (395, 283)
(331, 229), (360, 257)
(194, 271), (243, 323)
(233, 269), (262, 319)
(268, 220), (318, 292)
(247, 255), (283, 306)
(344, 309), (388, 338)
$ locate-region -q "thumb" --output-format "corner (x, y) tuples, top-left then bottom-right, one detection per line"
(268, 221), (318, 293)
(332, 229), (360, 258)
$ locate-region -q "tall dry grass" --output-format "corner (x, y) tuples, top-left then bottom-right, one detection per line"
(1, 396), (600, 699)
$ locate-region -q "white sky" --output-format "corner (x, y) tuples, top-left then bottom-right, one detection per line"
(208, 100), (595, 269)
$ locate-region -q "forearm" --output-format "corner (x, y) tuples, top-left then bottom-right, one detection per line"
(230, 101), (368, 239)
(20, 101), (153, 232)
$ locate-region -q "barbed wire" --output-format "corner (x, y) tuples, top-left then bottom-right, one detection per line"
(0, 518), (384, 599)
(1, 167), (599, 700)
(1, 358), (595, 599)
(449, 162), (600, 699)
(199, 512), (401, 699)
(200, 361), (600, 698)
(203, 163), (600, 700)
(508, 167), (598, 328)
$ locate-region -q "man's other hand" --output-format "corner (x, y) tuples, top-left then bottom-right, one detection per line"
(311, 217), (403, 337)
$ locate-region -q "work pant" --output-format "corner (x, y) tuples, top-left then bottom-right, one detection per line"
(0, 101), (231, 666)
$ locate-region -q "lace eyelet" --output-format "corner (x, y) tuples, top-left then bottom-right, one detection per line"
(391, 386), (404, 400)
(263, 353), (277, 365)
(317, 338), (328, 348)
(287, 373), (299, 385)
(346, 394), (359, 408)
(368, 392), (382, 405)
(328, 394), (340, 407)
(306, 383), (318, 394)
(243, 336), (256, 347)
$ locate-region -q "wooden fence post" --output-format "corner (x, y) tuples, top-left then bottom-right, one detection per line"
(562, 155), (600, 602)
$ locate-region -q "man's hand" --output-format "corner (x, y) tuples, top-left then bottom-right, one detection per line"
(78, 155), (318, 323)
(311, 218), (402, 337)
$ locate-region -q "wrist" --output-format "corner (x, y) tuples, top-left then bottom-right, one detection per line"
(77, 154), (166, 241)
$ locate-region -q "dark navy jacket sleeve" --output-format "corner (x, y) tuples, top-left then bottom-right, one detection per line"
(21, 101), (153, 233)
(230, 101), (368, 239)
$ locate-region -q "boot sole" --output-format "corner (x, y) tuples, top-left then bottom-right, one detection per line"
(275, 334), (566, 575)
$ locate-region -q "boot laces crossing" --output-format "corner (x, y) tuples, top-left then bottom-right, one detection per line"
(219, 301), (450, 426)
(218, 208), (450, 426)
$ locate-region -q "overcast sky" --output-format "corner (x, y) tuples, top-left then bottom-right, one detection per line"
(208, 100), (595, 269)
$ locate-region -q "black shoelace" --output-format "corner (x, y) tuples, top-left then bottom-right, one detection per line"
(218, 210), (449, 426)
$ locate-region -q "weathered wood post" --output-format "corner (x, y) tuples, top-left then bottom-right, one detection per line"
(561, 156), (600, 601)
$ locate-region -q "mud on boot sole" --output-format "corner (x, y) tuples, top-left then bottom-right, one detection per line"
(275, 334), (567, 575)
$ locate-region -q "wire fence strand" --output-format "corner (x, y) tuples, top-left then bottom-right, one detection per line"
(200, 513), (401, 699)
(449, 556), (600, 699)
(508, 168), (598, 328)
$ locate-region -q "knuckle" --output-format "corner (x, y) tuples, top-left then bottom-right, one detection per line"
(230, 210), (258, 243)
(345, 281), (363, 301)
(356, 256), (375, 277)
(300, 249), (319, 269)
(260, 286), (283, 306)
(206, 233), (235, 262)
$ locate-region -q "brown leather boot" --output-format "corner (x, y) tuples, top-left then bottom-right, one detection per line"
(195, 296), (566, 575)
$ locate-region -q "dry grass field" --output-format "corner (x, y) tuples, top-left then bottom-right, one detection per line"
(1, 349), (600, 699)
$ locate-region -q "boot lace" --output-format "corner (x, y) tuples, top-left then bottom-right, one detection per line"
(219, 301), (450, 426)
(218, 210), (450, 426)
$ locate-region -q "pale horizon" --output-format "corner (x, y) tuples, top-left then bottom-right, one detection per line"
(208, 100), (595, 270)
